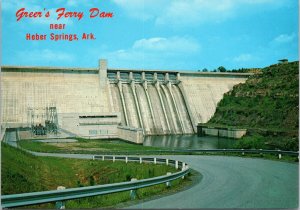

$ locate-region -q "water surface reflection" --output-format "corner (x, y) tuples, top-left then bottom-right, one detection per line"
(143, 135), (236, 149)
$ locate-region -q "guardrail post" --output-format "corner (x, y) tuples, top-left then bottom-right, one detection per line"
(242, 149), (245, 156)
(166, 159), (169, 166)
(259, 149), (263, 156)
(278, 150), (282, 159)
(181, 163), (185, 179)
(140, 157), (142, 164)
(102, 156), (104, 161)
(55, 186), (66, 209)
(166, 172), (172, 187)
(113, 156), (115, 162)
(130, 178), (137, 200)
(126, 156), (128, 163)
(92, 156), (95, 160)
(175, 161), (178, 169)
(154, 158), (157, 164)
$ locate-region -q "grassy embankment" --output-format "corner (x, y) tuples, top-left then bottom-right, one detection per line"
(18, 138), (169, 154)
(207, 61), (299, 151)
(1, 143), (191, 208)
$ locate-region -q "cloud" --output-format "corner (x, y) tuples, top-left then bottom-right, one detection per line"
(133, 37), (199, 52)
(2, 0), (42, 11)
(100, 36), (200, 69)
(273, 33), (296, 44)
(112, 0), (166, 20)
(233, 53), (253, 62)
(112, 0), (286, 26)
(2, 0), (97, 10)
(17, 49), (75, 63)
(155, 0), (236, 25)
(56, 0), (102, 7)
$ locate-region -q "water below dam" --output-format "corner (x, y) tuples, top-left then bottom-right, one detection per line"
(143, 135), (236, 149)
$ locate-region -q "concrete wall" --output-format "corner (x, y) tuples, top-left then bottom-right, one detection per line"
(117, 126), (144, 144)
(180, 73), (248, 130)
(198, 125), (247, 139)
(58, 113), (120, 139)
(108, 70), (249, 135)
(1, 66), (111, 127)
(109, 81), (195, 135)
(1, 60), (251, 138)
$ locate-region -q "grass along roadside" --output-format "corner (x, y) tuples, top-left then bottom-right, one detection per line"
(17, 138), (298, 163)
(18, 138), (166, 153)
(2, 143), (192, 208)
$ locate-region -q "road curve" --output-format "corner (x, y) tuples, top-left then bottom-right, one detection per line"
(131, 155), (298, 209)
(31, 152), (298, 208)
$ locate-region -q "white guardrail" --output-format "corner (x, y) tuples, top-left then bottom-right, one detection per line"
(1, 155), (189, 208)
(92, 149), (299, 159)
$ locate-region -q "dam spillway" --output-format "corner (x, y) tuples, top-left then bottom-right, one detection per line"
(1, 59), (252, 140)
(108, 70), (194, 135)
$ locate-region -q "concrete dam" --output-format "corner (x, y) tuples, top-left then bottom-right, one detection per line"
(1, 59), (251, 142)
(109, 71), (194, 135)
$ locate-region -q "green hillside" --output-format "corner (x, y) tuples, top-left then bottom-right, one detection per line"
(208, 61), (299, 151)
(1, 143), (182, 208)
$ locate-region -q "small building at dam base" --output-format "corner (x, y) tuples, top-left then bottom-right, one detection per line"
(1, 59), (251, 143)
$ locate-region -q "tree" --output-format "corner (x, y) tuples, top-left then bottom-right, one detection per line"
(218, 66), (227, 72)
(202, 68), (208, 72)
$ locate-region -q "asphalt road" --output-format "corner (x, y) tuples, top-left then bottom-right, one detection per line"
(31, 152), (299, 209)
(130, 155), (299, 209)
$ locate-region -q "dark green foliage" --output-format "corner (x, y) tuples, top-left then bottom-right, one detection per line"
(148, 168), (155, 177)
(208, 62), (299, 151)
(233, 134), (266, 150)
(77, 180), (84, 187)
(217, 66), (226, 72)
(125, 174), (132, 181)
(89, 176), (95, 186)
